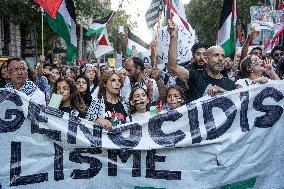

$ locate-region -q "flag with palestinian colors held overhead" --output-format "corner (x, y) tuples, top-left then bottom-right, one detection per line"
(34, 0), (63, 18)
(94, 29), (114, 58)
(86, 11), (114, 36)
(166, 0), (194, 34)
(217, 0), (237, 57)
(264, 24), (284, 51)
(126, 38), (149, 56)
(166, 0), (188, 25)
(45, 0), (77, 63)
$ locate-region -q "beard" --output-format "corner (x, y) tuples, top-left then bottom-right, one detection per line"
(209, 62), (224, 72)
(129, 74), (138, 83)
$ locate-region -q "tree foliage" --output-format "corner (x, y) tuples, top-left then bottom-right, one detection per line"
(0, 0), (135, 57)
(0, 0), (38, 25)
(185, 0), (263, 46)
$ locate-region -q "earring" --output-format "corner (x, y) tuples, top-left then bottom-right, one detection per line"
(248, 69), (253, 73)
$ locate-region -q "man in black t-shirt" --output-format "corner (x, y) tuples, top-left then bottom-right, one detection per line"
(167, 20), (236, 102)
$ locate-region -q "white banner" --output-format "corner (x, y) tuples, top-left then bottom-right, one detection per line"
(1, 81), (284, 188)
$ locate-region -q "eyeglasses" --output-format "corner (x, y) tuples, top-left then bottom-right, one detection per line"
(273, 52), (284, 57)
(9, 67), (27, 72)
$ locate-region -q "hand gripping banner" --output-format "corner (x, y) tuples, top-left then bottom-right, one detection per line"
(0, 81), (284, 189)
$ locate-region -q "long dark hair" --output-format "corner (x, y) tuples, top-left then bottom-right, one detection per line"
(278, 56), (284, 79)
(54, 77), (87, 115)
(80, 64), (99, 88)
(166, 86), (185, 101)
(75, 75), (92, 107)
(239, 55), (253, 79)
(0, 60), (8, 87)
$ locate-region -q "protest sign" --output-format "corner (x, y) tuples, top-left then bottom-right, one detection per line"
(108, 58), (116, 68)
(272, 10), (284, 24)
(0, 82), (284, 188)
(155, 26), (195, 70)
(250, 6), (273, 25)
(248, 23), (273, 46)
(137, 51), (151, 65)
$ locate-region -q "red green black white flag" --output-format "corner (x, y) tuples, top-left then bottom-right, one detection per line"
(44, 0), (77, 63)
(34, 0), (63, 18)
(217, 0), (237, 57)
(86, 11), (114, 36)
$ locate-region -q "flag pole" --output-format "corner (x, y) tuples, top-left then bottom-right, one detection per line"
(40, 7), (45, 66)
(153, 1), (163, 68)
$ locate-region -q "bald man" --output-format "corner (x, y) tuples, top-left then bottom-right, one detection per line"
(167, 25), (236, 101)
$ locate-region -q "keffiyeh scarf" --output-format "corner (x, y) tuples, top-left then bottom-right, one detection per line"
(5, 80), (38, 97)
(81, 64), (96, 74)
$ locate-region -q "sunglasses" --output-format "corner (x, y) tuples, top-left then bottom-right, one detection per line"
(273, 52), (284, 57)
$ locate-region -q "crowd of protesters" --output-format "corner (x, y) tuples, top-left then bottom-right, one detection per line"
(0, 21), (283, 130)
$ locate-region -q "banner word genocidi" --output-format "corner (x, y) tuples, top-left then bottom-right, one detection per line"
(0, 81), (284, 189)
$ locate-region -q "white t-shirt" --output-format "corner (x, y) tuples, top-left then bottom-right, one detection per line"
(236, 78), (271, 88)
(126, 111), (154, 123)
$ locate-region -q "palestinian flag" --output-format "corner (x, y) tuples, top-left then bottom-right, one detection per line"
(45, 0), (77, 63)
(94, 29), (114, 58)
(165, 0), (193, 32)
(34, 0), (63, 18)
(86, 11), (114, 36)
(271, 26), (284, 47)
(126, 38), (148, 56)
(217, 0), (237, 57)
(264, 24), (284, 52)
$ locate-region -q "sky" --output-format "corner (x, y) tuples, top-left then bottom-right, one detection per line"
(111, 0), (191, 44)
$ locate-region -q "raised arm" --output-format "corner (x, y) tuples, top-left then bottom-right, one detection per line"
(166, 20), (189, 83)
(240, 28), (255, 62)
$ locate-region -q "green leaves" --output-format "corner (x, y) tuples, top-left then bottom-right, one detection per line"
(185, 0), (263, 46)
